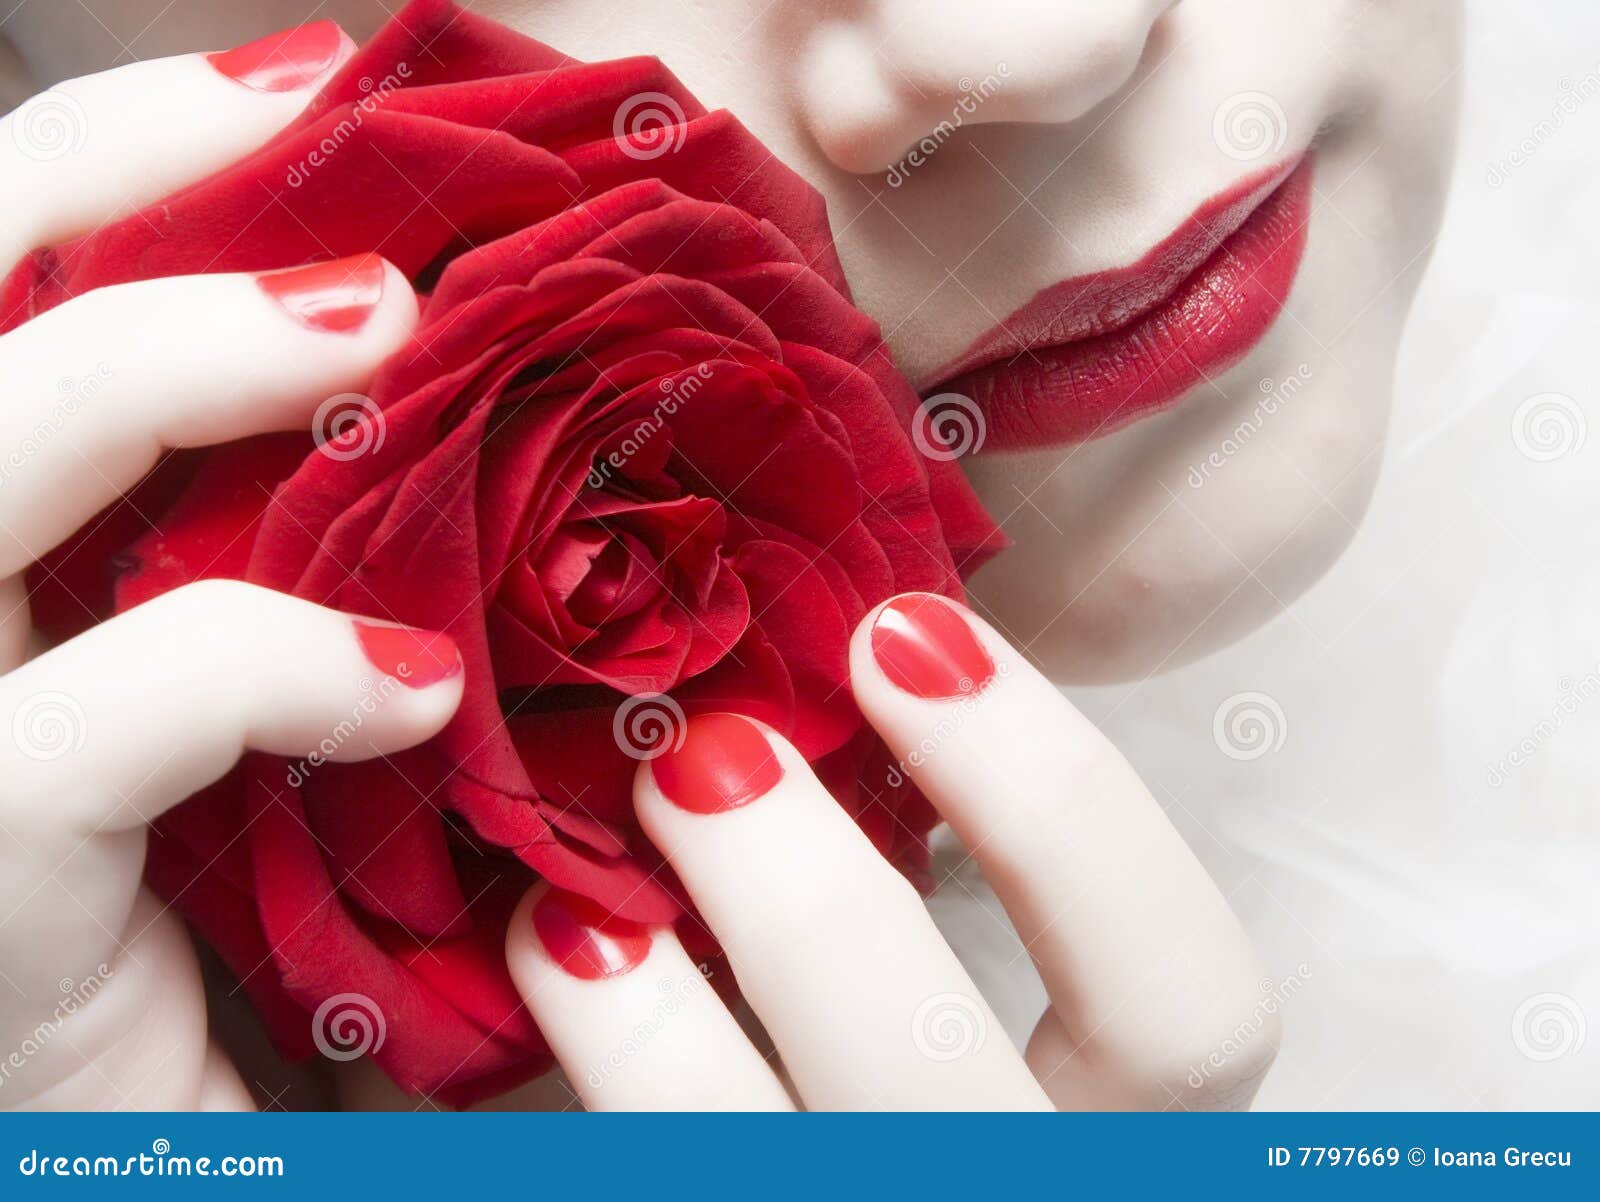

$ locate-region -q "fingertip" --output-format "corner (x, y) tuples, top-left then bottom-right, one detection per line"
(205, 20), (355, 96)
(351, 619), (461, 690)
(505, 879), (553, 977)
(850, 591), (999, 707)
(644, 712), (786, 817)
(253, 253), (416, 345)
(315, 616), (463, 762)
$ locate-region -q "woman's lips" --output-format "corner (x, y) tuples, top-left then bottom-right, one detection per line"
(927, 155), (1312, 450)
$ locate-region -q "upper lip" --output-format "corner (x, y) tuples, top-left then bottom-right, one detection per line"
(926, 157), (1303, 389)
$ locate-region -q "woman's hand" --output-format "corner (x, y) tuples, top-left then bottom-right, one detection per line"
(0, 25), (465, 1110)
(507, 593), (1277, 1111)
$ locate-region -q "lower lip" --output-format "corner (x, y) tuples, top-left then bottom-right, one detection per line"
(929, 156), (1312, 450)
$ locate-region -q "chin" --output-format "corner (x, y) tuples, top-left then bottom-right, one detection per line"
(966, 529), (1348, 686)
(959, 356), (1388, 685)
(966, 498), (1370, 685)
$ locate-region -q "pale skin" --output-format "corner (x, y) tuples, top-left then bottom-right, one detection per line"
(2, 0), (1462, 682)
(0, 10), (1377, 1109)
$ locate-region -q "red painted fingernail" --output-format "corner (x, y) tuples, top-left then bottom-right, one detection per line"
(651, 713), (782, 814)
(257, 254), (386, 334)
(532, 889), (652, 980)
(353, 620), (461, 688)
(207, 20), (347, 93)
(869, 593), (995, 700)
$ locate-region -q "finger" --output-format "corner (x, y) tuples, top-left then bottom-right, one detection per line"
(505, 883), (793, 1112)
(0, 579), (463, 1030)
(634, 714), (1049, 1111)
(0, 579), (462, 833)
(0, 21), (355, 263)
(850, 593), (1274, 1108)
(0, 254), (417, 578)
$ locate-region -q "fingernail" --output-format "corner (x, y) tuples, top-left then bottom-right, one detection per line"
(207, 20), (347, 93)
(353, 620), (461, 688)
(257, 254), (386, 334)
(532, 889), (652, 980)
(651, 713), (782, 814)
(869, 593), (995, 700)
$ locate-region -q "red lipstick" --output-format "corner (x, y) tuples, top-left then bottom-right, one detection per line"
(928, 156), (1312, 450)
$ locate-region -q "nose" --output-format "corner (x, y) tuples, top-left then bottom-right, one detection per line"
(796, 0), (1176, 176)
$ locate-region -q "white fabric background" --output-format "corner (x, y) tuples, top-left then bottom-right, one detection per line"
(933, 0), (1600, 1109)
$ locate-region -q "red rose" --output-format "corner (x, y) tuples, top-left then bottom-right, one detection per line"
(2, 0), (1002, 1104)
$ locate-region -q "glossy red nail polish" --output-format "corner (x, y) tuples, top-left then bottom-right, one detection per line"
(353, 621), (460, 688)
(532, 889), (652, 980)
(869, 593), (995, 700)
(652, 713), (782, 814)
(257, 254), (386, 334)
(207, 20), (346, 93)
